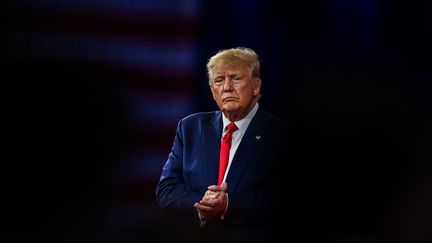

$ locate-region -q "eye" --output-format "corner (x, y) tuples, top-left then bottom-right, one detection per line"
(213, 79), (223, 86)
(233, 76), (243, 82)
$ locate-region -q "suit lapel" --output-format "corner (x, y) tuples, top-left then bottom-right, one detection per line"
(203, 111), (223, 186)
(225, 108), (270, 192)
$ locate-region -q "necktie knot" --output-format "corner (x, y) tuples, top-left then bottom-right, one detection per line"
(226, 122), (238, 134)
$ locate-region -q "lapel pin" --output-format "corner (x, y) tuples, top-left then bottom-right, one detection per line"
(255, 135), (261, 140)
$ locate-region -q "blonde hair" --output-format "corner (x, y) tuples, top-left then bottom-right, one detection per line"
(206, 47), (261, 85)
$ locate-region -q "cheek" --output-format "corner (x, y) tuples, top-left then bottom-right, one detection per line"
(211, 88), (218, 98)
(240, 87), (254, 98)
(213, 91), (224, 103)
(213, 90), (222, 98)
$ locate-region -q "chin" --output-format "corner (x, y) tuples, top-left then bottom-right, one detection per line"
(222, 104), (240, 112)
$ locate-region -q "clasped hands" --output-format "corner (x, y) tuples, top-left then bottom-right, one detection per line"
(194, 183), (228, 220)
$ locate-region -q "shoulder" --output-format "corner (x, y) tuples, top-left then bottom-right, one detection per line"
(258, 108), (290, 130)
(177, 111), (220, 128)
(181, 111), (218, 122)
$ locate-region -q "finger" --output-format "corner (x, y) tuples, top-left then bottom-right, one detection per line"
(213, 191), (226, 200)
(194, 202), (201, 210)
(202, 195), (218, 202)
(205, 190), (217, 196)
(201, 195), (226, 206)
(200, 195), (220, 204)
(208, 182), (228, 192)
(204, 190), (219, 199)
(208, 185), (222, 191)
(215, 191), (226, 201)
(199, 199), (219, 207)
(194, 203), (213, 212)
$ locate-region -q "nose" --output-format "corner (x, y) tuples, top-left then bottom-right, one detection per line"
(222, 78), (233, 91)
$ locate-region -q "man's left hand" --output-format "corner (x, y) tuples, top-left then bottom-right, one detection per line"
(194, 183), (228, 220)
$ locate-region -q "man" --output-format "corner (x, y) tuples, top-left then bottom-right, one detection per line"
(156, 47), (297, 241)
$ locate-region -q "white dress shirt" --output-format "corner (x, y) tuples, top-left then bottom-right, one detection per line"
(220, 103), (259, 183)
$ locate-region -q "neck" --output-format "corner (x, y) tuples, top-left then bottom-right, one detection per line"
(223, 112), (243, 122)
(223, 101), (257, 122)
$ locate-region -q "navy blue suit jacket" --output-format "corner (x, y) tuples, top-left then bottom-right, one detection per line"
(156, 107), (294, 227)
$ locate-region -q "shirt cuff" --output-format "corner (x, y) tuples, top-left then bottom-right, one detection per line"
(197, 212), (206, 227)
(220, 192), (229, 220)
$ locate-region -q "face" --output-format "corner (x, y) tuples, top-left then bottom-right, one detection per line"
(210, 63), (261, 121)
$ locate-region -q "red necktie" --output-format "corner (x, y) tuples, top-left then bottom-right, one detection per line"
(217, 122), (238, 185)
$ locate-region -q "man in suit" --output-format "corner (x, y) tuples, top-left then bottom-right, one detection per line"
(156, 47), (296, 241)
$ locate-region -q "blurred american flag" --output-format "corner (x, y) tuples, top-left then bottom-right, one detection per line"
(3, 0), (203, 241)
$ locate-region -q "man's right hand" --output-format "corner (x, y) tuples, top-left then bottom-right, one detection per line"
(194, 183), (228, 220)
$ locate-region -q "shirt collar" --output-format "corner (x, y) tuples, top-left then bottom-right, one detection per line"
(222, 103), (259, 133)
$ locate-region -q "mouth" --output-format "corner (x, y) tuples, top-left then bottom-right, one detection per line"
(222, 97), (237, 102)
(222, 97), (235, 103)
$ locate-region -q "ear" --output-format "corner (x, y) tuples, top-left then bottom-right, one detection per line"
(253, 79), (261, 96)
(253, 87), (260, 96)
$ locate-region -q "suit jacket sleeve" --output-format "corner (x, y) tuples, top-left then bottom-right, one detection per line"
(155, 119), (202, 215)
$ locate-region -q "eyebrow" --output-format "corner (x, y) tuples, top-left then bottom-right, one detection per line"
(213, 72), (242, 79)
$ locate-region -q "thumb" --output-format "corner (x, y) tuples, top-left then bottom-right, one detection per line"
(221, 182), (228, 191)
(207, 182), (228, 192)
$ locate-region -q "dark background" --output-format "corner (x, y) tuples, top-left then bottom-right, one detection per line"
(2, 1), (431, 242)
